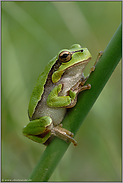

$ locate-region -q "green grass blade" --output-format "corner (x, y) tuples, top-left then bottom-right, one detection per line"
(28, 23), (122, 182)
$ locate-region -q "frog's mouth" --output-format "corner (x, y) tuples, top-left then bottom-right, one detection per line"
(52, 57), (91, 83)
(67, 56), (92, 68)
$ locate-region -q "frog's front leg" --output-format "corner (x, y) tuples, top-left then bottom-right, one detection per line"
(47, 84), (72, 107)
(66, 52), (103, 108)
(66, 83), (91, 108)
(84, 51), (103, 82)
(91, 51), (103, 70)
(23, 116), (53, 144)
(76, 51), (103, 92)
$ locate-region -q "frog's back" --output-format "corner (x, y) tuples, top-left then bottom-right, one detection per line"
(28, 55), (57, 119)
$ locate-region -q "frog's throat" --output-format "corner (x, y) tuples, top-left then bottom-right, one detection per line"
(52, 58), (91, 83)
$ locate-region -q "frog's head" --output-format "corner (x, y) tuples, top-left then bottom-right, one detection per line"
(52, 44), (92, 83)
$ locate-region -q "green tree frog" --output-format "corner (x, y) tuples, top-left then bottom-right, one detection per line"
(23, 44), (99, 146)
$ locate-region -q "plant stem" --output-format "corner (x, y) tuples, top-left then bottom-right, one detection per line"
(28, 23), (122, 182)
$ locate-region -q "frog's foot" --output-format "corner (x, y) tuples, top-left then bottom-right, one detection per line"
(71, 83), (91, 97)
(78, 83), (91, 93)
(66, 83), (91, 109)
(51, 125), (77, 146)
(57, 124), (74, 137)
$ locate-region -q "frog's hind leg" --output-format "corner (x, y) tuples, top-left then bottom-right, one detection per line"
(23, 116), (53, 144)
(51, 125), (77, 146)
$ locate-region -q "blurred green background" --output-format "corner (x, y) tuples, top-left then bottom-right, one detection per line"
(2, 1), (121, 181)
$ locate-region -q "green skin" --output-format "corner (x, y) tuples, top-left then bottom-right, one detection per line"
(23, 44), (93, 146)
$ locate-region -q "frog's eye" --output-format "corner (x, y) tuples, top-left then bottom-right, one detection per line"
(59, 51), (72, 63)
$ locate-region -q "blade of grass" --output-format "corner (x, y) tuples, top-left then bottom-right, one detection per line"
(28, 23), (121, 182)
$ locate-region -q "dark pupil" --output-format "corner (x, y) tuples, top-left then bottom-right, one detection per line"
(61, 53), (68, 58)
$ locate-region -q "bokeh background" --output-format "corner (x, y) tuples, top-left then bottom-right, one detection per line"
(2, 1), (121, 181)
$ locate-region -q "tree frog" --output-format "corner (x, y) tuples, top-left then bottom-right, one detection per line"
(23, 44), (100, 146)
